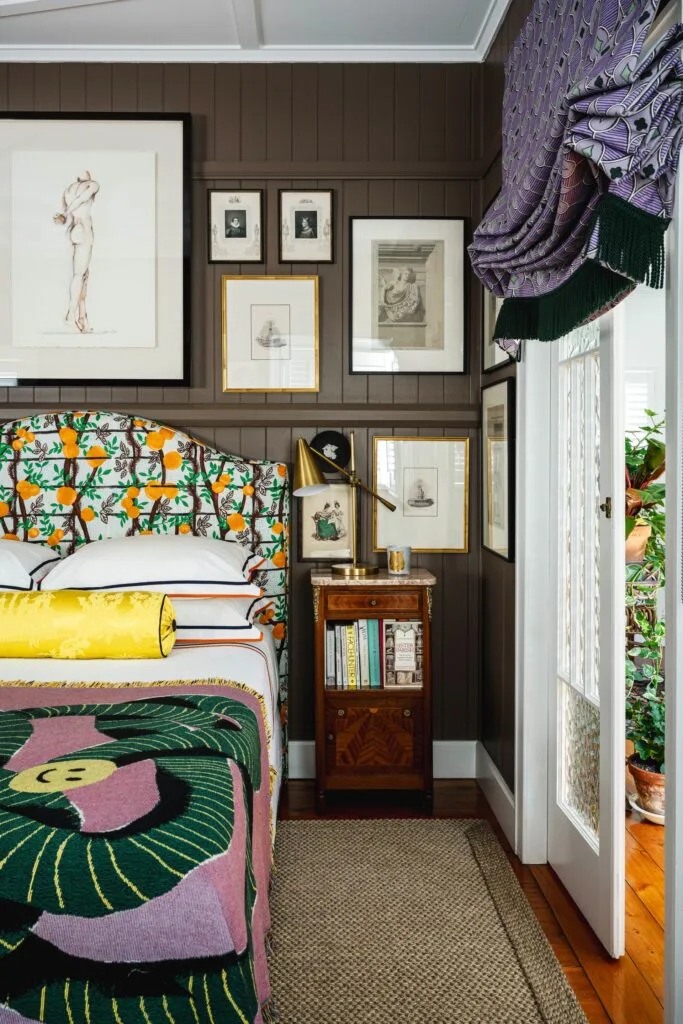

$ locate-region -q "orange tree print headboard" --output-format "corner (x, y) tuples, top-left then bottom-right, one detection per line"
(0, 410), (290, 721)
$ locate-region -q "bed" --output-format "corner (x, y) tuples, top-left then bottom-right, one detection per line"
(0, 411), (289, 1024)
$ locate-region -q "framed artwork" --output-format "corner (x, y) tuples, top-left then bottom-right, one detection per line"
(0, 112), (190, 386)
(482, 289), (513, 372)
(350, 217), (465, 375)
(279, 190), (334, 263)
(482, 378), (515, 561)
(208, 189), (264, 263)
(373, 436), (469, 553)
(222, 275), (319, 393)
(298, 482), (355, 562)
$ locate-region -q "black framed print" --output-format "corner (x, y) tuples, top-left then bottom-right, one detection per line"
(350, 216), (466, 375)
(279, 190), (334, 263)
(482, 288), (514, 373)
(482, 378), (515, 561)
(0, 112), (191, 387)
(208, 189), (264, 264)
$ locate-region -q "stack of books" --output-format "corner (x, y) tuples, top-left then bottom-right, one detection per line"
(325, 619), (424, 689)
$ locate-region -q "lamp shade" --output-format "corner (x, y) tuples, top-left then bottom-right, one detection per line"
(293, 438), (329, 497)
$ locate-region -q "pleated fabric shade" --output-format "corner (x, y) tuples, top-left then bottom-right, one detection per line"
(469, 0), (683, 353)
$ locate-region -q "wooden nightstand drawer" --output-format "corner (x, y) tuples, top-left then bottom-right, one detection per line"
(325, 696), (424, 775)
(325, 590), (421, 615)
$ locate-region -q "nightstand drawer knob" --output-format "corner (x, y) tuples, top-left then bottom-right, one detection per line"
(403, 709), (411, 718)
(337, 708), (345, 717)
(327, 733), (334, 742)
(369, 707), (378, 714)
(369, 598), (377, 606)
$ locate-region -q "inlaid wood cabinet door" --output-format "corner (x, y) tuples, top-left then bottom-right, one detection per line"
(325, 697), (424, 775)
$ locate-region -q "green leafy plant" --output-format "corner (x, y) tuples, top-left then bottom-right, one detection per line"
(625, 410), (665, 579)
(626, 612), (665, 773)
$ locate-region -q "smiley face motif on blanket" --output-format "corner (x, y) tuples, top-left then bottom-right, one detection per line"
(0, 694), (263, 1024)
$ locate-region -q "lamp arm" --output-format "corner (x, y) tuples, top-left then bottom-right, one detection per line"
(310, 446), (397, 512)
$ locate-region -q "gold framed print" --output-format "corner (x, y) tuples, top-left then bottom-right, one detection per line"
(222, 275), (319, 393)
(373, 435), (470, 553)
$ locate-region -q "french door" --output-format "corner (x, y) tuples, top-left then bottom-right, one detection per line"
(547, 316), (625, 957)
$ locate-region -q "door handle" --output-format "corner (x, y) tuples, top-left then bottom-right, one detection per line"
(599, 497), (612, 519)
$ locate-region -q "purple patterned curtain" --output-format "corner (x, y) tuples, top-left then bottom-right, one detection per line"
(469, 0), (683, 353)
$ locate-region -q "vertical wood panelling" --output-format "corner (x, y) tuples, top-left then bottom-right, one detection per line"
(213, 65), (241, 162)
(291, 66), (318, 163)
(316, 65), (344, 162)
(0, 60), (497, 749)
(266, 65), (293, 162)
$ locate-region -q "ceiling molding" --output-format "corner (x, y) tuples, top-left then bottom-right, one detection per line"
(472, 0), (513, 60)
(0, 0), (120, 17)
(0, 42), (484, 62)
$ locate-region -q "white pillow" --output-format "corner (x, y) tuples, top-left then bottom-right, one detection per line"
(41, 535), (263, 597)
(173, 598), (263, 644)
(0, 542), (61, 592)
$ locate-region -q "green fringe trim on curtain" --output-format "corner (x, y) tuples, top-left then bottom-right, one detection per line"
(493, 193), (670, 344)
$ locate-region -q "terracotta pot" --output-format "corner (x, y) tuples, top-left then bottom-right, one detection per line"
(625, 523), (652, 563)
(629, 758), (665, 818)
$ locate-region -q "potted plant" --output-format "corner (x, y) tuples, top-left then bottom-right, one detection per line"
(626, 611), (666, 819)
(625, 410), (665, 567)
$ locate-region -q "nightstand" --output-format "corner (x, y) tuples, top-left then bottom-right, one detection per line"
(311, 568), (436, 813)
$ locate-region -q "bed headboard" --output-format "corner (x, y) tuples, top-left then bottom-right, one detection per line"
(0, 410), (290, 714)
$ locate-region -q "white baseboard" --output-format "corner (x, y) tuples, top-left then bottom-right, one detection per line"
(287, 740), (478, 780)
(476, 741), (516, 849)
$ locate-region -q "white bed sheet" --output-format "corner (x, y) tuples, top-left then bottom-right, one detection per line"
(0, 635), (283, 828)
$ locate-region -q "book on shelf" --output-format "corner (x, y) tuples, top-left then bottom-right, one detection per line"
(323, 617), (423, 690)
(383, 620), (424, 688)
(345, 623), (358, 689)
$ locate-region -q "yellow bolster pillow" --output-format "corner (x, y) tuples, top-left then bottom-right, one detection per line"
(0, 591), (176, 659)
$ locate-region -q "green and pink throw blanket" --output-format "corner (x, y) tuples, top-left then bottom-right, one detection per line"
(0, 681), (273, 1024)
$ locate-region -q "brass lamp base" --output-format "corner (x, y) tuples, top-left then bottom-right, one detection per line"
(331, 562), (379, 578)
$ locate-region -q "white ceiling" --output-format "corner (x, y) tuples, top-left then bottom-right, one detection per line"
(0, 0), (512, 62)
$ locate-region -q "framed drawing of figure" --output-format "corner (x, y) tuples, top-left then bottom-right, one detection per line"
(350, 217), (465, 374)
(373, 436), (470, 553)
(279, 190), (334, 263)
(0, 112), (190, 386)
(298, 482), (355, 562)
(482, 378), (515, 561)
(208, 189), (264, 263)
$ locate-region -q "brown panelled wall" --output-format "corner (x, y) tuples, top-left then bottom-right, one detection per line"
(479, 0), (535, 790)
(0, 62), (488, 748)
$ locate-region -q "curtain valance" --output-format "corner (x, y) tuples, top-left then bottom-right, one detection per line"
(469, 0), (683, 353)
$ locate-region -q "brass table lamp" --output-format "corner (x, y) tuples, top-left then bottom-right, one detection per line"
(293, 431), (396, 577)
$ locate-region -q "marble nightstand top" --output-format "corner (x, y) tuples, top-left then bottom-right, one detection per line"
(310, 568), (436, 587)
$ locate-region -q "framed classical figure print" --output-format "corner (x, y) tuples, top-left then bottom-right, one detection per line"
(482, 378), (515, 561)
(208, 189), (264, 263)
(373, 436), (469, 553)
(482, 289), (514, 372)
(298, 482), (355, 562)
(350, 217), (465, 374)
(0, 112), (190, 386)
(279, 190), (333, 263)
(222, 275), (319, 392)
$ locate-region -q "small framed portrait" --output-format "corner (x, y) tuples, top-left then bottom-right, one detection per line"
(279, 190), (334, 263)
(222, 275), (319, 392)
(350, 216), (465, 374)
(373, 436), (469, 553)
(482, 288), (513, 372)
(298, 482), (355, 561)
(208, 189), (264, 263)
(482, 378), (515, 561)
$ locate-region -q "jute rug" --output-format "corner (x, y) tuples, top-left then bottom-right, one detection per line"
(269, 819), (588, 1023)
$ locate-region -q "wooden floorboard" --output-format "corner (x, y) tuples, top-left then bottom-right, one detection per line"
(279, 780), (665, 1024)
